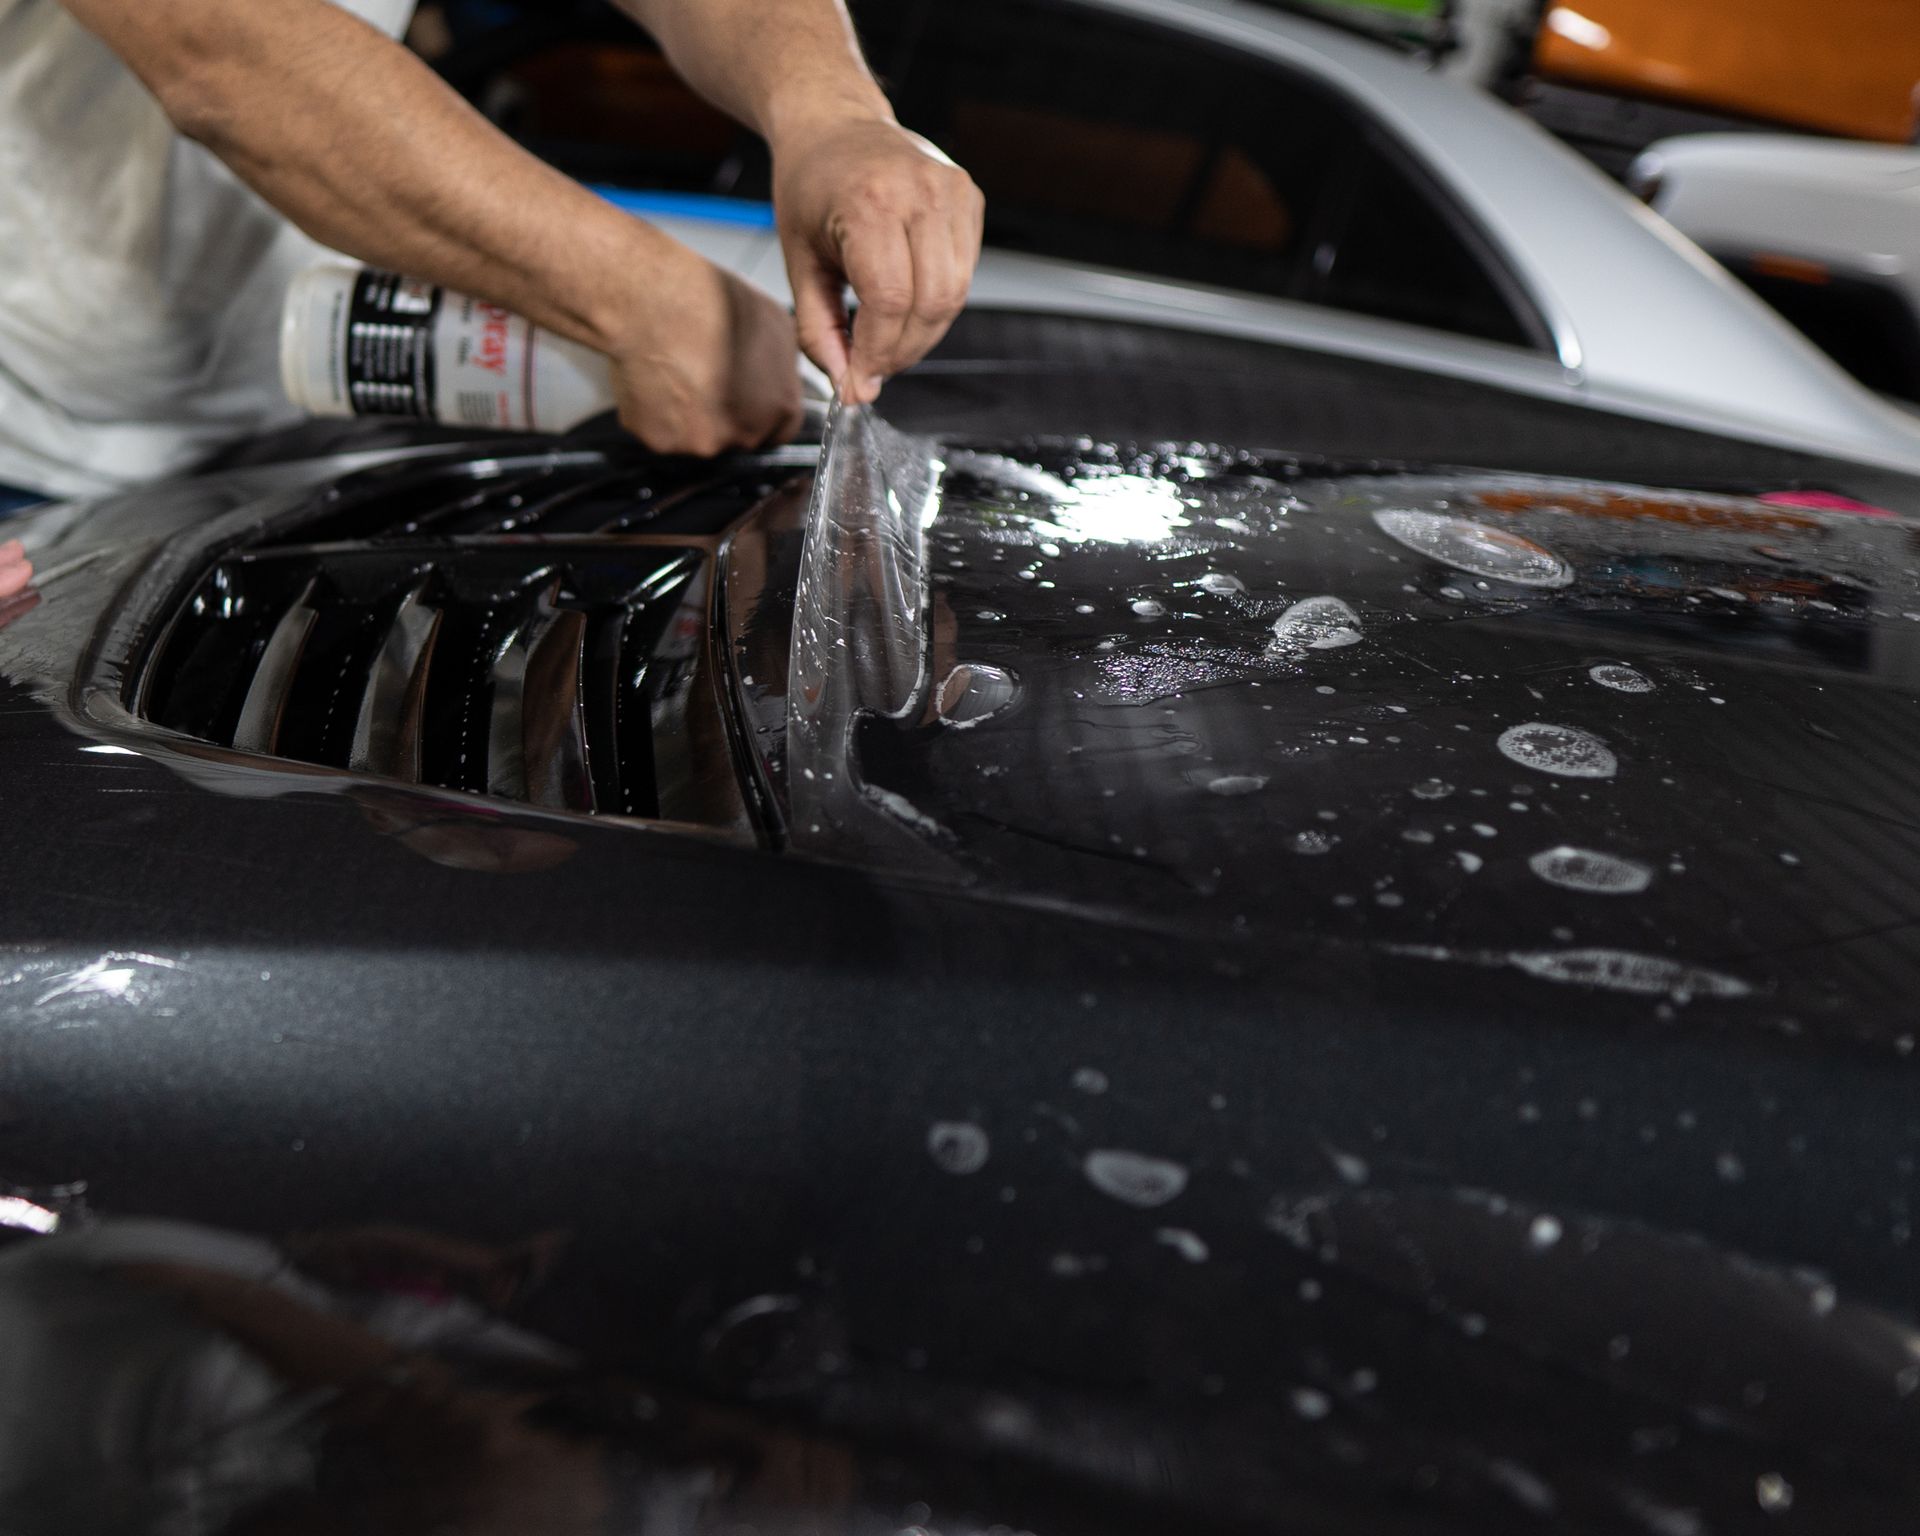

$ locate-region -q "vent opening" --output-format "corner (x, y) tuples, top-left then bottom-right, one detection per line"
(132, 445), (813, 827)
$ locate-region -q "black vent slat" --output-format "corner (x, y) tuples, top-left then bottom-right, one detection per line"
(486, 583), (593, 811)
(468, 468), (675, 537)
(618, 567), (705, 820)
(267, 453), (610, 546)
(581, 613), (635, 815)
(349, 585), (442, 781)
(419, 584), (539, 796)
(231, 578), (320, 755)
(523, 607), (592, 810)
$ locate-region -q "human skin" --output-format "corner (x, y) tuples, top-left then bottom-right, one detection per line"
(0, 542), (27, 600)
(59, 0), (985, 456)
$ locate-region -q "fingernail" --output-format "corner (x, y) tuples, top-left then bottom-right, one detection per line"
(863, 376), (885, 402)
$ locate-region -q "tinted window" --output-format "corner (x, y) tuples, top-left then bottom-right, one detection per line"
(429, 13), (771, 196)
(855, 0), (1544, 349)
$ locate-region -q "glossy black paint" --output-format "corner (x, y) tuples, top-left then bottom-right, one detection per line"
(2, 317), (1919, 1534)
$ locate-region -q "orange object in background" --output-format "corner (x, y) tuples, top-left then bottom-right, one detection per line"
(1533, 0), (1920, 143)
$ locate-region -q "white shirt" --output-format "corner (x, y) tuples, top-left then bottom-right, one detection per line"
(0, 0), (418, 499)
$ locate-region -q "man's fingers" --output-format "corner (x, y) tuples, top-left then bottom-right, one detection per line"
(759, 394), (809, 449)
(786, 243), (853, 397)
(890, 208), (975, 378)
(0, 559), (32, 601)
(843, 218), (916, 405)
(738, 352), (806, 450)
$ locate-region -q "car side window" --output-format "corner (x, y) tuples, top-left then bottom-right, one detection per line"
(856, 0), (1545, 351)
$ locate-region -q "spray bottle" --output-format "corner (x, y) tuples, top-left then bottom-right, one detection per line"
(280, 262), (830, 433)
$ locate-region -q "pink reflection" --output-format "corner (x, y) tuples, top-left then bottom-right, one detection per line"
(1759, 490), (1896, 519)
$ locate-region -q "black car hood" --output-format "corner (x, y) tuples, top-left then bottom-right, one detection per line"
(733, 404), (1920, 1046)
(1, 319), (1919, 1534)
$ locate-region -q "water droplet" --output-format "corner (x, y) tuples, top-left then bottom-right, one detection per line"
(935, 663), (1020, 728)
(1412, 779), (1453, 800)
(1270, 595), (1362, 654)
(1207, 774), (1268, 797)
(1487, 1460), (1558, 1515)
(1156, 1227), (1209, 1262)
(1290, 1386), (1332, 1420)
(1529, 1214), (1563, 1249)
(1528, 846), (1653, 895)
(1073, 602), (1096, 615)
(1071, 1067), (1109, 1096)
(1755, 1473), (1793, 1514)
(1508, 948), (1750, 999)
(1455, 850), (1484, 872)
(1329, 1148), (1370, 1185)
(1130, 598), (1165, 618)
(1197, 571), (1245, 595)
(1289, 829), (1339, 855)
(1372, 508), (1573, 588)
(1498, 722), (1618, 779)
(1084, 1148), (1189, 1207)
(1589, 663), (1654, 693)
(1717, 1152), (1746, 1183)
(927, 1121), (990, 1175)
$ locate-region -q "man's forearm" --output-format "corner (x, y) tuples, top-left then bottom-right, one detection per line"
(611, 0), (894, 151)
(63, 0), (682, 357)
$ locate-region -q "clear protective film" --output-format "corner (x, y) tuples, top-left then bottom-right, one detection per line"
(785, 400), (946, 862)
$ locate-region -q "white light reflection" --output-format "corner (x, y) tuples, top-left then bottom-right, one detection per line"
(942, 451), (1194, 547)
(81, 744), (139, 756)
(1038, 475), (1192, 547)
(1546, 7), (1613, 50)
(33, 951), (180, 1008)
(0, 1196), (59, 1234)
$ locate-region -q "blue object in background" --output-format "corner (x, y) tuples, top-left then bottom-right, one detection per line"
(0, 486), (44, 518)
(588, 185), (777, 231)
(442, 0), (530, 44)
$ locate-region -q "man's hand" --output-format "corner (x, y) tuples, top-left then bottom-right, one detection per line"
(602, 246), (803, 455)
(774, 117), (985, 405)
(0, 539), (36, 634)
(0, 541), (31, 603)
(616, 0), (986, 405)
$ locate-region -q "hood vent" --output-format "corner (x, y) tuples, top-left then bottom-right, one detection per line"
(133, 446), (811, 821)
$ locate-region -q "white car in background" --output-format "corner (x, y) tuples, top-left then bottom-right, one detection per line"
(464, 0), (1920, 473)
(1631, 133), (1920, 406)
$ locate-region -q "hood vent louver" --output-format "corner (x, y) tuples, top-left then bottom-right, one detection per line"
(132, 446), (811, 822)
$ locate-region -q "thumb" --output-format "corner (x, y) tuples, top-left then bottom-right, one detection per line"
(784, 239), (853, 398)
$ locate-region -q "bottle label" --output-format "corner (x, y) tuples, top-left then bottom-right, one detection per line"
(434, 293), (532, 430)
(344, 271), (440, 417)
